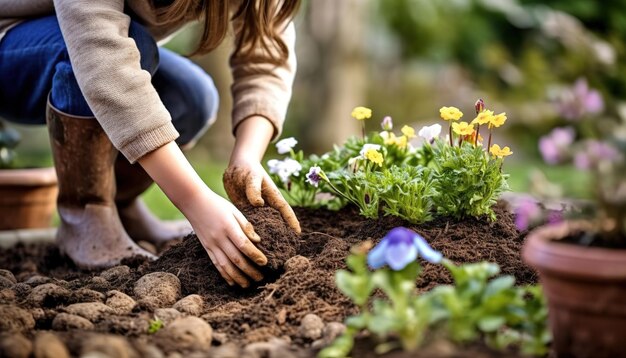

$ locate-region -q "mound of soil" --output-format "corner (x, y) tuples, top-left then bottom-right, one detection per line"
(0, 204), (536, 357)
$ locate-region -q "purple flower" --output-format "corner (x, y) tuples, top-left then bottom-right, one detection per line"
(381, 116), (393, 131)
(306, 166), (323, 187)
(539, 126), (576, 164)
(514, 198), (541, 231)
(367, 227), (443, 270)
(574, 140), (621, 170)
(556, 78), (604, 120)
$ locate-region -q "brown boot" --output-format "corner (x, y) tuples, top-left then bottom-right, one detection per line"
(46, 102), (156, 269)
(115, 157), (192, 245)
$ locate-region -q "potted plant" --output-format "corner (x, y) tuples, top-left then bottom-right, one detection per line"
(0, 120), (57, 230)
(521, 79), (626, 358)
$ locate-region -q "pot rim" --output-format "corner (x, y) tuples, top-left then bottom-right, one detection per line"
(522, 220), (626, 280)
(0, 167), (57, 186)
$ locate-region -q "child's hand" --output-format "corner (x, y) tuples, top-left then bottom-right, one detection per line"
(188, 190), (268, 288)
(224, 159), (301, 234)
(139, 142), (268, 288)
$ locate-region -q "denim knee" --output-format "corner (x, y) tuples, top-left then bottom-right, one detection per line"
(127, 21), (159, 76)
(154, 48), (219, 147)
(175, 77), (219, 148)
(49, 20), (159, 117)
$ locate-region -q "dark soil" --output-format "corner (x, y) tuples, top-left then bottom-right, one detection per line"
(0, 204), (536, 357)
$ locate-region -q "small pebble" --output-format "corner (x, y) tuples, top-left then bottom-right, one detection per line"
(81, 334), (137, 358)
(298, 313), (324, 340)
(155, 316), (212, 352)
(33, 332), (70, 358)
(0, 333), (32, 358)
(172, 294), (204, 316)
(105, 290), (136, 315)
(51, 313), (94, 331)
(0, 305), (35, 332)
(99, 266), (130, 282)
(64, 302), (113, 322)
(27, 283), (71, 307)
(0, 276), (14, 290)
(153, 308), (181, 326)
(134, 272), (181, 308)
(0, 270), (16, 284)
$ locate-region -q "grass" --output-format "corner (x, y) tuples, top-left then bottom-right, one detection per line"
(142, 161), (227, 220)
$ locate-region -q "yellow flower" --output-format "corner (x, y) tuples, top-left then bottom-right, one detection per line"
(471, 110), (494, 125)
(351, 106), (372, 121)
(439, 106), (463, 121)
(401, 125), (415, 138)
(489, 112), (507, 129)
(364, 148), (384, 166)
(380, 131), (396, 145)
(395, 135), (408, 149)
(451, 122), (474, 136)
(463, 130), (483, 145)
(489, 144), (513, 158)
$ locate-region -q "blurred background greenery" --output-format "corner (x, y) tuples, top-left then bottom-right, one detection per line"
(6, 0), (623, 220)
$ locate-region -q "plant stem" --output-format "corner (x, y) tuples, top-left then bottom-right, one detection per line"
(361, 122), (366, 141)
(488, 128), (492, 149)
(448, 124), (453, 146)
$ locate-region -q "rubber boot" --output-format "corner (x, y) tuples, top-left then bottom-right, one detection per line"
(115, 157), (192, 245)
(46, 102), (156, 269)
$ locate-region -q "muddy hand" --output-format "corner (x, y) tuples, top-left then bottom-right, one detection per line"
(192, 192), (267, 288)
(224, 163), (301, 234)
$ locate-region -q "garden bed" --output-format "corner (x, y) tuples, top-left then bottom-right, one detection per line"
(0, 204), (536, 357)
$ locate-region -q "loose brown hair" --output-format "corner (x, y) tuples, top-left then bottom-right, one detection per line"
(156, 0), (300, 65)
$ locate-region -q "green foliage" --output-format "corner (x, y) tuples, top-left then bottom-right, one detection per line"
(319, 248), (550, 358)
(267, 131), (509, 224)
(428, 141), (509, 221)
(147, 318), (164, 334)
(0, 122), (21, 169)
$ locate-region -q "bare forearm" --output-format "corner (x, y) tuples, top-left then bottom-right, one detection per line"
(138, 141), (213, 217)
(230, 115), (274, 164)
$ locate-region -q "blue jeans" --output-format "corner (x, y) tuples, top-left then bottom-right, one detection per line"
(0, 16), (218, 146)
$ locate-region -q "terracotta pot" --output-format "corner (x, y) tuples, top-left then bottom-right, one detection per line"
(522, 221), (626, 358)
(0, 167), (58, 230)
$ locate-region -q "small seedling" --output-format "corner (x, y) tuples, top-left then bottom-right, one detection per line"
(147, 317), (164, 334)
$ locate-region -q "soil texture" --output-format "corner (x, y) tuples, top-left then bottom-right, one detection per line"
(0, 204), (536, 357)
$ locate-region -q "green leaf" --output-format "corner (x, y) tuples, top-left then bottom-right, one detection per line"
(485, 276), (515, 297)
(335, 270), (373, 306)
(478, 316), (506, 332)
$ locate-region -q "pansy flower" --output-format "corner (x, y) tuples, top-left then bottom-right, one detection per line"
(367, 227), (443, 270)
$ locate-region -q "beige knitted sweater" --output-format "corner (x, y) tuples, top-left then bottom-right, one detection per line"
(0, 0), (296, 163)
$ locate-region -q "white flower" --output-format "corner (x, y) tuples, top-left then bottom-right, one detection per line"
(267, 159), (281, 174)
(276, 137), (298, 154)
(418, 124), (442, 142)
(359, 144), (382, 157)
(348, 156), (361, 165)
(306, 166), (323, 187)
(266, 158), (302, 184)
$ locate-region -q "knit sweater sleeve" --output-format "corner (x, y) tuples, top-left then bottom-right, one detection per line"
(53, 0), (179, 163)
(229, 1), (297, 140)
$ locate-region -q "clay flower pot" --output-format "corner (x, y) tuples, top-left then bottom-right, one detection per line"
(522, 221), (626, 358)
(0, 167), (58, 230)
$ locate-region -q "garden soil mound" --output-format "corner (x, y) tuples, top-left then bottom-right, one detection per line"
(0, 204), (536, 355)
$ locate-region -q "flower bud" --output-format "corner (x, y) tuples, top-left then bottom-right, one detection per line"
(381, 116), (393, 131)
(475, 98), (485, 114)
